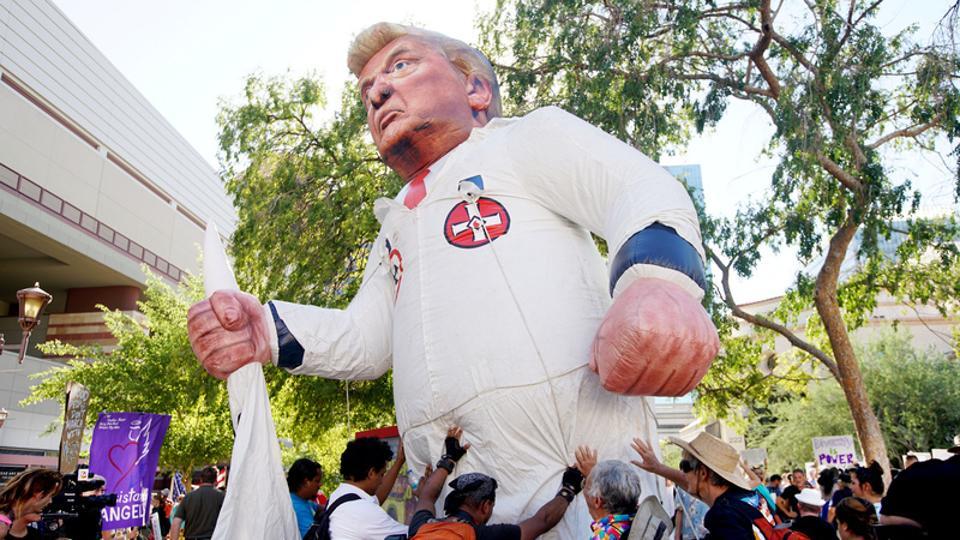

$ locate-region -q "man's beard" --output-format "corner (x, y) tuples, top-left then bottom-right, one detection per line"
(381, 121), (433, 166)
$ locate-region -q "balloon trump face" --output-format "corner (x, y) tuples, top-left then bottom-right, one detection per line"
(358, 35), (492, 178)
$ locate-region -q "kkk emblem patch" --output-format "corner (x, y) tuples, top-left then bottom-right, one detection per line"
(384, 238), (403, 298)
(443, 197), (511, 248)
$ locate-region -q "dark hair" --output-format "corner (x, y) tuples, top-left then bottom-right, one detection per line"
(685, 455), (731, 488)
(839, 471), (852, 484)
(0, 468), (62, 516)
(817, 467), (839, 497)
(854, 461), (884, 495)
(769, 474), (782, 483)
(199, 466), (218, 484)
(792, 468), (805, 476)
(340, 437), (393, 481)
(287, 458), (323, 493)
(835, 496), (878, 540)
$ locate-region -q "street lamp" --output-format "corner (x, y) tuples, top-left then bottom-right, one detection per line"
(17, 282), (52, 364)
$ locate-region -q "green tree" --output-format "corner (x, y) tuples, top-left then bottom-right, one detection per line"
(216, 73), (399, 457)
(748, 331), (960, 472)
(480, 0), (960, 475)
(25, 272), (233, 479)
(26, 269), (388, 493)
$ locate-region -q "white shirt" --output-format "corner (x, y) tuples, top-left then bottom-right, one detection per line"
(327, 483), (407, 540)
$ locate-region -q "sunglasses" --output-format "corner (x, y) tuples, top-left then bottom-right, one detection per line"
(679, 459), (697, 473)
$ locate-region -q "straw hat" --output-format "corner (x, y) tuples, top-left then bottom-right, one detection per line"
(668, 432), (753, 491)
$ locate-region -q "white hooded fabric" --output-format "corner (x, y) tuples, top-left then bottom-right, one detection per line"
(265, 107), (701, 538)
(204, 224), (300, 540)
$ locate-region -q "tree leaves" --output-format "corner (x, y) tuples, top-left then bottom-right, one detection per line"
(482, 1), (960, 467)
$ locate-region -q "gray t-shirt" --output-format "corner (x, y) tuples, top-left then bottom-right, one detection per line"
(174, 485), (225, 539)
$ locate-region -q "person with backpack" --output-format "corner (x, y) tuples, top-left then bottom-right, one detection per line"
(407, 426), (584, 539)
(635, 432), (799, 540)
(306, 436), (408, 540)
(287, 458), (324, 538)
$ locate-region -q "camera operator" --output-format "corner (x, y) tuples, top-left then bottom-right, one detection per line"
(0, 468), (63, 539)
(32, 470), (118, 540)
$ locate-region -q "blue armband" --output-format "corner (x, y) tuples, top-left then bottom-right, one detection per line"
(608, 223), (707, 296)
(268, 301), (305, 370)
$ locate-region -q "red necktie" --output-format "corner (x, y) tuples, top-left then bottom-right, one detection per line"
(403, 168), (429, 209)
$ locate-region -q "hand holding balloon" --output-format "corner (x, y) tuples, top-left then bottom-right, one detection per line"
(187, 290), (272, 380)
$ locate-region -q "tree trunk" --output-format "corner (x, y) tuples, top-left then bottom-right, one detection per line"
(814, 220), (892, 486)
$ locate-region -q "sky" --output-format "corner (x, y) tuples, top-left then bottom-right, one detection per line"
(51, 0), (958, 303)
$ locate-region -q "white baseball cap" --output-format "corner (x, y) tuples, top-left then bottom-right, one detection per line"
(796, 488), (824, 507)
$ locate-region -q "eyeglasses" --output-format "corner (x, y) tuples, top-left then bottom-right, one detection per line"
(679, 459), (697, 473)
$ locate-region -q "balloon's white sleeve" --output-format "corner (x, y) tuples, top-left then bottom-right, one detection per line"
(507, 106), (707, 300)
(262, 237), (394, 380)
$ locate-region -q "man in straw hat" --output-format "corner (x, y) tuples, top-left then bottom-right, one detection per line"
(188, 21), (719, 536)
(635, 432), (781, 539)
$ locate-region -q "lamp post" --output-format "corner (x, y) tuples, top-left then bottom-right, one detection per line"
(17, 282), (52, 364)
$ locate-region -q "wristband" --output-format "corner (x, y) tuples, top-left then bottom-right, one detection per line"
(436, 458), (456, 474)
(556, 487), (576, 503)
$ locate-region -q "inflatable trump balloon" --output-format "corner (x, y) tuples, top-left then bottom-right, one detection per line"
(188, 22), (719, 539)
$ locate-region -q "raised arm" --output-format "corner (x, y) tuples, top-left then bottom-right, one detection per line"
(517, 466), (582, 540)
(414, 427), (470, 514)
(189, 233), (397, 381)
(631, 437), (688, 491)
(377, 438), (407, 505)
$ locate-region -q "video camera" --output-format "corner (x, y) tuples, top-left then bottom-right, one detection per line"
(40, 469), (117, 539)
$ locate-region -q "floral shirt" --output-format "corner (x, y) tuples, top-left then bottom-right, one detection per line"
(590, 513), (634, 539)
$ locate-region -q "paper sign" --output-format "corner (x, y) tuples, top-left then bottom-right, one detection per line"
(812, 436), (858, 468)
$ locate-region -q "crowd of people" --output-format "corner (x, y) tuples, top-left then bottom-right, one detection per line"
(651, 437), (960, 540)
(0, 430), (958, 539)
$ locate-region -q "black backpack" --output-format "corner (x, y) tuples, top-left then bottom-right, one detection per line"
(303, 493), (361, 540)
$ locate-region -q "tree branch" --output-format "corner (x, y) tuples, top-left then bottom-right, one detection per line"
(816, 152), (865, 193)
(867, 114), (943, 149)
(839, 0), (885, 51)
(749, 0), (782, 99)
(771, 31), (818, 74)
(708, 246), (842, 380)
(671, 72), (774, 97)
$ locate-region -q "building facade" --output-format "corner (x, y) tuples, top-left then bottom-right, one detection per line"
(0, 0), (235, 473)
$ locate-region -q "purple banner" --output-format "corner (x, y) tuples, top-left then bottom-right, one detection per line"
(89, 412), (170, 530)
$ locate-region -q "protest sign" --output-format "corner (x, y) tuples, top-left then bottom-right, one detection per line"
(812, 435), (858, 468)
(89, 412), (170, 530)
(59, 382), (90, 473)
(741, 448), (767, 469)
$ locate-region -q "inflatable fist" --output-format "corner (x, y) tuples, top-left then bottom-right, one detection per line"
(590, 278), (719, 396)
(187, 290), (273, 380)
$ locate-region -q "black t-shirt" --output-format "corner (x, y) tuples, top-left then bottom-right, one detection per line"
(703, 487), (764, 540)
(777, 485), (800, 521)
(881, 454), (960, 538)
(408, 509), (521, 540)
(790, 515), (836, 540)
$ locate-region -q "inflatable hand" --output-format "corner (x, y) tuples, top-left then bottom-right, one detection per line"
(187, 290), (272, 380)
(590, 277), (719, 396)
